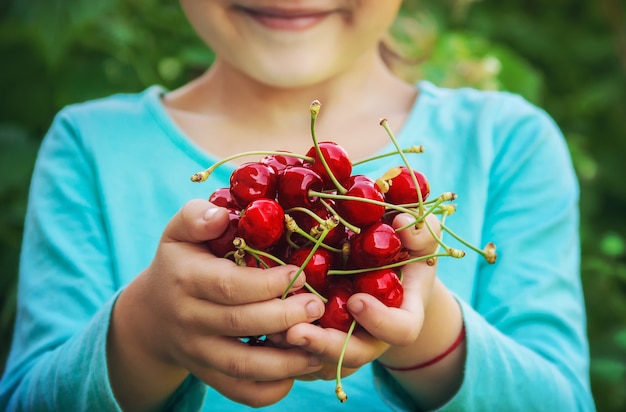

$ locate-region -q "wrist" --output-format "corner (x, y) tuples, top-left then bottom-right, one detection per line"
(107, 274), (189, 410)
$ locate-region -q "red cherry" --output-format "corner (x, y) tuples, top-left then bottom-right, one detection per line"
(207, 209), (240, 258)
(384, 166), (430, 205)
(209, 187), (239, 210)
(317, 286), (354, 332)
(353, 269), (404, 308)
(349, 221), (402, 268)
(305, 142), (352, 190)
(277, 166), (324, 210)
(336, 175), (386, 228)
(328, 276), (355, 294)
(261, 151), (304, 173)
(229, 162), (278, 209)
(288, 246), (334, 295)
(238, 199), (285, 249)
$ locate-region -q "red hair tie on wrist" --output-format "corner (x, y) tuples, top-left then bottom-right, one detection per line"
(378, 324), (466, 372)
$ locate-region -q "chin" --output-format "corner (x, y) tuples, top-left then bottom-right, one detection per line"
(253, 72), (330, 89)
(242, 56), (347, 89)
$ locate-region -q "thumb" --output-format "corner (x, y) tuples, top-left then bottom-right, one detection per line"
(162, 199), (230, 244)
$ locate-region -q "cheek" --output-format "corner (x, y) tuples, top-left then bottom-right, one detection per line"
(179, 1), (237, 51)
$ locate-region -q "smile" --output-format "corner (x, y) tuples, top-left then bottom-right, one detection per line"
(233, 6), (336, 31)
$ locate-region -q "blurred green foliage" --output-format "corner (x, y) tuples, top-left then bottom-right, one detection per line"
(0, 0), (624, 410)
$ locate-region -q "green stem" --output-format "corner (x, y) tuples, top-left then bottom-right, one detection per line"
(285, 207), (325, 225)
(380, 119), (425, 215)
(335, 320), (357, 403)
(318, 199), (361, 234)
(439, 222), (488, 258)
(190, 150), (313, 182)
(309, 101), (348, 194)
(327, 252), (452, 275)
(351, 145), (424, 167)
(284, 213), (343, 253)
(423, 219), (465, 259)
(281, 221), (336, 299)
(310, 191), (421, 221)
(238, 239), (328, 302)
(394, 196), (448, 232)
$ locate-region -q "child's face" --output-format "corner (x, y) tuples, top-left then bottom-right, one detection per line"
(180, 0), (402, 88)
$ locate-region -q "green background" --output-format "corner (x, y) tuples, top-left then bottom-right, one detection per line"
(0, 1), (624, 410)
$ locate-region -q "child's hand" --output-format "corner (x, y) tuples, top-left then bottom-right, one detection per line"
(281, 213), (441, 380)
(108, 199), (326, 409)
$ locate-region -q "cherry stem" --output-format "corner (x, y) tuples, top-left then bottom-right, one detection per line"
(423, 218), (466, 259)
(285, 207), (325, 225)
(428, 210), (450, 266)
(351, 145), (425, 167)
(327, 252), (453, 276)
(309, 100), (348, 194)
(439, 221), (495, 262)
(233, 237), (327, 302)
(394, 193), (454, 232)
(310, 190), (421, 221)
(284, 214), (343, 253)
(380, 119), (425, 215)
(335, 319), (357, 403)
(318, 199), (361, 234)
(190, 150), (313, 182)
(281, 218), (337, 300)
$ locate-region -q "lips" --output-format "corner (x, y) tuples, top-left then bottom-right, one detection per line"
(234, 5), (336, 31)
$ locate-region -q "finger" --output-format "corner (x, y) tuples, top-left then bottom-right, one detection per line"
(162, 199), (230, 244)
(392, 213), (441, 255)
(199, 369), (295, 408)
(188, 293), (325, 337)
(184, 335), (323, 381)
(285, 323), (388, 369)
(346, 261), (436, 346)
(347, 293), (423, 346)
(183, 259), (307, 305)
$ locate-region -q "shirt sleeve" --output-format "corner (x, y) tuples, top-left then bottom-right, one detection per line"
(373, 94), (595, 411)
(0, 108), (207, 411)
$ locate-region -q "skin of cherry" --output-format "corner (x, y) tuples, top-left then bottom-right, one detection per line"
(305, 142), (352, 190)
(335, 175), (386, 228)
(349, 221), (402, 269)
(261, 152), (304, 174)
(385, 167), (431, 205)
(353, 268), (404, 308)
(288, 246), (334, 295)
(277, 166), (324, 210)
(229, 162), (278, 209)
(207, 208), (240, 258)
(317, 287), (354, 333)
(238, 198), (285, 250)
(209, 187), (240, 210)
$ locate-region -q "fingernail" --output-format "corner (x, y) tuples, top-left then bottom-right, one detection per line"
(308, 356), (322, 367)
(306, 300), (323, 318)
(349, 298), (364, 315)
(204, 207), (219, 221)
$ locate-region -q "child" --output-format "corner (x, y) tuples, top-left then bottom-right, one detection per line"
(0, 2), (595, 411)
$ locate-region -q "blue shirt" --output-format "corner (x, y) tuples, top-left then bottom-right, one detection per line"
(0, 82), (595, 411)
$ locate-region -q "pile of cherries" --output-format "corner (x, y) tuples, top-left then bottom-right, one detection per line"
(191, 100), (495, 402)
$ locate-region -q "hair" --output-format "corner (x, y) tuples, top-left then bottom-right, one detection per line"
(378, 13), (436, 82)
